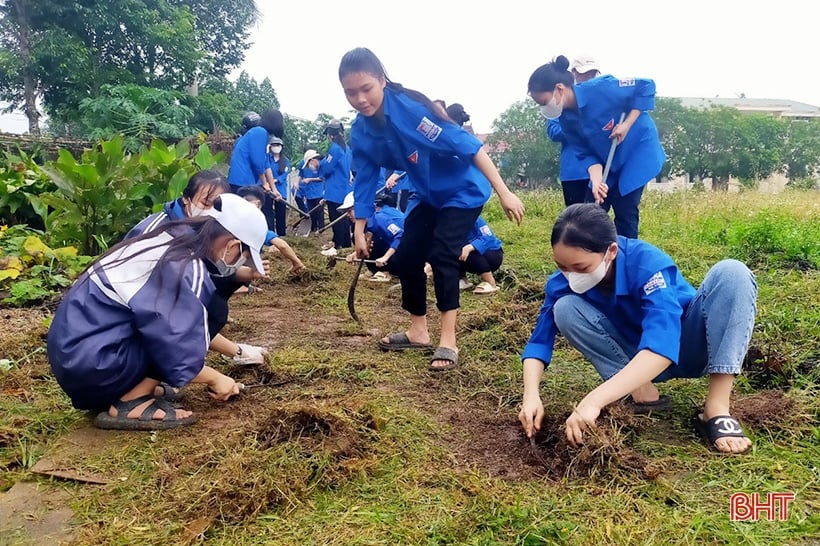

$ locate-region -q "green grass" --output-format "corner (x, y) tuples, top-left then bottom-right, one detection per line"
(1, 189), (819, 545)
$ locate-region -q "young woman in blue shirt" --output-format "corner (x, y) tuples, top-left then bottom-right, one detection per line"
(518, 204), (756, 454)
(528, 56), (666, 238)
(320, 119), (353, 250)
(338, 47), (524, 371)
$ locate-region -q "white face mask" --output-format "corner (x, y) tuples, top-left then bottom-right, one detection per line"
(563, 254), (610, 294)
(271, 145), (282, 154)
(539, 90), (564, 120)
(188, 202), (207, 217)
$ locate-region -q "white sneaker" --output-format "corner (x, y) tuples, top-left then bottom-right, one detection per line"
(458, 278), (474, 291)
(321, 241), (335, 251)
(320, 247), (338, 257)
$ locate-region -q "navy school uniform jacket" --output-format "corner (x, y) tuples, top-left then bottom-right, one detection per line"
(558, 75), (666, 195)
(320, 141), (352, 203)
(465, 216), (502, 254)
(350, 87), (490, 220)
(47, 228), (214, 410)
(228, 126), (269, 187)
(521, 236), (695, 367)
(367, 205), (405, 250)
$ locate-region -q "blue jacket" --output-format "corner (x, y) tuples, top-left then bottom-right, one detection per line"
(299, 165), (325, 200)
(557, 75), (666, 195)
(465, 217), (502, 255)
(47, 228), (214, 410)
(350, 86), (490, 219)
(522, 236), (695, 367)
(320, 142), (352, 203)
(367, 205), (405, 250)
(547, 118), (589, 181)
(268, 154), (292, 198)
(228, 126), (269, 187)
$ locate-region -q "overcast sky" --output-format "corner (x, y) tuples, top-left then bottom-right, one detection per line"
(236, 0), (820, 134)
(1, 0), (817, 135)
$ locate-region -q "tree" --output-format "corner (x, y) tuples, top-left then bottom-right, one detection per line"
(488, 100), (558, 187)
(0, 0), (260, 135)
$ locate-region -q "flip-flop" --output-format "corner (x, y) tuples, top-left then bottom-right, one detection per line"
(694, 413), (751, 454)
(428, 346), (458, 372)
(472, 281), (500, 295)
(94, 395), (197, 431)
(623, 394), (671, 414)
(377, 332), (433, 352)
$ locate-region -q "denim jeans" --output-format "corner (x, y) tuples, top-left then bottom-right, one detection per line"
(553, 259), (757, 382)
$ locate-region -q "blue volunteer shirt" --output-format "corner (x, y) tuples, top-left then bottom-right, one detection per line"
(228, 126), (269, 187)
(367, 205), (405, 250)
(349, 86), (491, 219)
(547, 118), (589, 181)
(522, 236), (696, 367)
(300, 164), (325, 200)
(465, 216), (502, 254)
(268, 154), (292, 198)
(320, 141), (352, 203)
(557, 75), (666, 195)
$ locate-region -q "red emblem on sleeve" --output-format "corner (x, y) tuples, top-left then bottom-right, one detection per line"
(408, 151), (418, 164)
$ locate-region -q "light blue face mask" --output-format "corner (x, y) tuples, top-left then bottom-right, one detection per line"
(211, 241), (246, 278)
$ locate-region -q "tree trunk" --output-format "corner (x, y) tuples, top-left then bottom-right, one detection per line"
(11, 0), (40, 135)
(713, 176), (729, 192)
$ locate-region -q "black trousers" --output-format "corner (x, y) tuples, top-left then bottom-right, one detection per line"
(461, 248), (504, 276)
(206, 275), (244, 338)
(306, 198), (325, 232)
(599, 183), (645, 239)
(561, 179), (592, 207)
(326, 200), (352, 248)
(388, 204), (482, 315)
(274, 199), (287, 235)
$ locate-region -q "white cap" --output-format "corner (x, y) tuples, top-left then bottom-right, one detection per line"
(202, 193), (267, 274)
(337, 191), (354, 212)
(303, 149), (322, 164)
(570, 56), (600, 74)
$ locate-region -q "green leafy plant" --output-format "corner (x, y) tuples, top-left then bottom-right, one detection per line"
(0, 224), (92, 306)
(0, 149), (56, 228)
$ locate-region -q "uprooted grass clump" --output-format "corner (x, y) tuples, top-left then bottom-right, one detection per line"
(155, 398), (384, 529)
(528, 404), (656, 480)
(731, 389), (807, 435)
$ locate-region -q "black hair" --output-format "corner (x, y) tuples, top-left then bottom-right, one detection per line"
(338, 47), (455, 125)
(76, 216), (234, 312)
(528, 55), (575, 94)
(259, 109), (285, 138)
(181, 170), (230, 203)
(446, 103), (470, 126)
(550, 203), (617, 252)
(236, 185), (266, 204)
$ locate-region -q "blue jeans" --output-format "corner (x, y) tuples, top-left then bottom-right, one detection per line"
(553, 260), (757, 382)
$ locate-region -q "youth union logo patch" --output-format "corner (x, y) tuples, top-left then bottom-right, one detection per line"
(643, 272), (667, 295)
(416, 116), (442, 142)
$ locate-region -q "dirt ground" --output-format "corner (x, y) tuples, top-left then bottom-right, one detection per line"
(0, 243), (807, 542)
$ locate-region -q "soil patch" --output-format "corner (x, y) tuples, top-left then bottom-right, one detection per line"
(0, 481), (75, 545)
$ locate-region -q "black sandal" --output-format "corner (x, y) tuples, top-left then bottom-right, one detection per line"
(94, 395), (197, 430)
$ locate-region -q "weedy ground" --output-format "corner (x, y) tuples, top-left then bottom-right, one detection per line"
(1, 190), (819, 545)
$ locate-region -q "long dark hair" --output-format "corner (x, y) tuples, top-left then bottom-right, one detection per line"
(77, 217), (232, 307)
(528, 55), (574, 94)
(338, 47), (455, 125)
(551, 203), (617, 253)
(182, 170), (229, 205)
